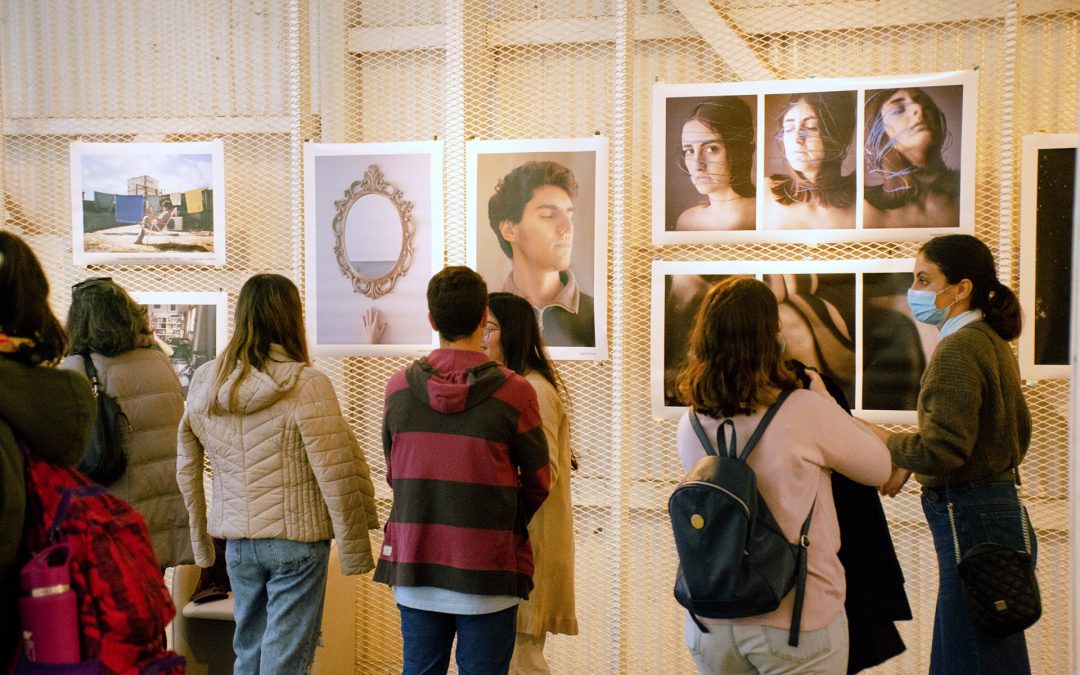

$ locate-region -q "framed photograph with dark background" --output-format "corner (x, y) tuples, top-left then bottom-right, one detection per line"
(653, 259), (933, 423)
(1020, 133), (1077, 379)
(652, 70), (977, 245)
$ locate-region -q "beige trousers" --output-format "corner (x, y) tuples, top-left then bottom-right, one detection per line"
(509, 631), (550, 674)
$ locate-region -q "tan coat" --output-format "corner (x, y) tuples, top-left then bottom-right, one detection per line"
(517, 372), (578, 636)
(61, 348), (193, 569)
(177, 346), (379, 576)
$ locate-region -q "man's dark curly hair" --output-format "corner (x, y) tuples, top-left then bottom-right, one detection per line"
(487, 161), (578, 258)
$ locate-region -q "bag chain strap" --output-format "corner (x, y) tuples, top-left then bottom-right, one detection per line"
(946, 467), (1031, 565)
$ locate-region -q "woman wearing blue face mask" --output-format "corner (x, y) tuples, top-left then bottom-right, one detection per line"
(868, 234), (1034, 674)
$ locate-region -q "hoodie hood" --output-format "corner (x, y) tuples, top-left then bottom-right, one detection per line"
(405, 348), (508, 414)
(213, 344), (306, 415)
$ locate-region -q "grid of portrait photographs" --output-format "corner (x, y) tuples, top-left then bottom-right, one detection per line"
(466, 137), (609, 361)
(71, 141), (226, 265)
(652, 260), (940, 424)
(1019, 133), (1077, 380)
(303, 141), (444, 357)
(129, 291), (227, 397)
(652, 70), (977, 245)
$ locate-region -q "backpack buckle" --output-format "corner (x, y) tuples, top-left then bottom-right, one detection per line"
(800, 534), (810, 548)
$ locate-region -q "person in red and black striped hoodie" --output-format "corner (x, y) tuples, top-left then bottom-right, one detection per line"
(375, 266), (551, 675)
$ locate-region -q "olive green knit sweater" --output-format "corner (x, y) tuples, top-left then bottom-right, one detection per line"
(887, 320), (1031, 488)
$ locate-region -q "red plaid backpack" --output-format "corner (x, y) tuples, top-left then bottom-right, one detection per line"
(19, 442), (185, 675)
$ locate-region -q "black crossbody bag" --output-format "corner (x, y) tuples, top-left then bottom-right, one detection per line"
(77, 353), (130, 485)
(948, 467), (1041, 637)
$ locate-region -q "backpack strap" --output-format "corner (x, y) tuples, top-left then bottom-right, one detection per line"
(720, 388), (808, 647)
(788, 495), (816, 647)
(47, 485), (107, 544)
(692, 389), (794, 461)
(688, 411), (717, 457)
(738, 389), (792, 462)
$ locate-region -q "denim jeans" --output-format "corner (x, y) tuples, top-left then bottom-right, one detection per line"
(398, 604), (517, 675)
(922, 482), (1035, 675)
(226, 538), (330, 675)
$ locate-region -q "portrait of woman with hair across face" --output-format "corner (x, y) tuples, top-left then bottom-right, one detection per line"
(863, 86), (961, 229)
(674, 97), (757, 231)
(764, 91), (857, 230)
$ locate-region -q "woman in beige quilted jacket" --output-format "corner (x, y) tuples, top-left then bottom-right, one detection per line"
(61, 277), (194, 571)
(177, 274), (379, 675)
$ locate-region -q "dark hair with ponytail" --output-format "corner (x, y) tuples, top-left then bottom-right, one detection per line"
(919, 234), (1022, 341)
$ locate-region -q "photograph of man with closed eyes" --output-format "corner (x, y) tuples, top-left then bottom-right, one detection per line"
(468, 138), (608, 360)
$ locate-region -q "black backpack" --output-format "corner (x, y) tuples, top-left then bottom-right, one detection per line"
(77, 353), (130, 485)
(669, 389), (815, 647)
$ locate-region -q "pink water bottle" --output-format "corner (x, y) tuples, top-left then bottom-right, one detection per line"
(18, 543), (81, 663)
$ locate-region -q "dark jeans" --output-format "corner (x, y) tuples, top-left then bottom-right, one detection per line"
(922, 481), (1036, 675)
(398, 604), (517, 675)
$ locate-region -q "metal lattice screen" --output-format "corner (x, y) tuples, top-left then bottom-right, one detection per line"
(2, 1), (1077, 673)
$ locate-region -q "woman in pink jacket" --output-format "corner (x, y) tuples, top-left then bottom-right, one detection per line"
(675, 277), (890, 674)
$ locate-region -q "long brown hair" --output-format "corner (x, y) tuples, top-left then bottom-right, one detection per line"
(0, 231), (67, 365)
(864, 87), (954, 208)
(210, 274), (310, 414)
(487, 292), (578, 469)
(676, 276), (797, 417)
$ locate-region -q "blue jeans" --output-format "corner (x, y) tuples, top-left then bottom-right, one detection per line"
(398, 604), (517, 675)
(226, 538), (330, 675)
(922, 482), (1035, 675)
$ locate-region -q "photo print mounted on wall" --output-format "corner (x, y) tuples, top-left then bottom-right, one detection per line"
(652, 259), (937, 424)
(1019, 133), (1077, 379)
(652, 70), (977, 245)
(303, 141), (443, 357)
(129, 291), (227, 397)
(71, 141), (226, 265)
(467, 137), (609, 361)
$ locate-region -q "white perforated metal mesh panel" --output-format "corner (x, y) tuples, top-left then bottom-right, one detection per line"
(2, 1), (1078, 673)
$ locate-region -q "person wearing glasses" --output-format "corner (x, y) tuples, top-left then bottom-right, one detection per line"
(674, 97), (757, 232)
(482, 292), (578, 674)
(764, 91), (857, 230)
(59, 277), (193, 572)
(0, 232), (97, 671)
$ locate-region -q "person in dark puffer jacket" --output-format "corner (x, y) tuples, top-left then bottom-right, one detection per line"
(0, 232), (96, 671)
